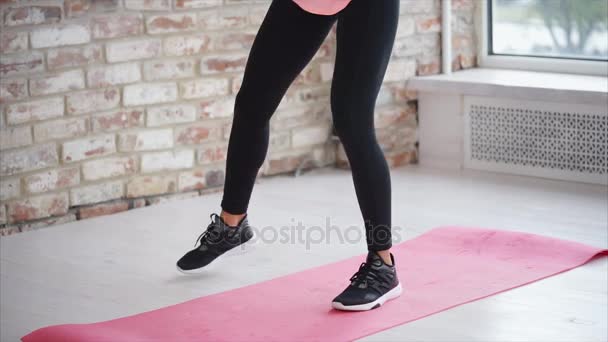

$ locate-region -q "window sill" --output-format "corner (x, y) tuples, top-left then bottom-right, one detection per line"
(407, 68), (608, 106)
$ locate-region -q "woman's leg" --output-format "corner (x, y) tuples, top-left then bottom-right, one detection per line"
(330, 0), (401, 311)
(220, 0), (337, 224)
(178, 0), (337, 273)
(331, 0), (400, 256)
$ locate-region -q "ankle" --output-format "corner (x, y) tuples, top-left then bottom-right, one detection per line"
(376, 250), (393, 266)
(220, 210), (246, 227)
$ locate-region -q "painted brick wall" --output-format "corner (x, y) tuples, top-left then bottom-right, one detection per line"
(0, 0), (477, 234)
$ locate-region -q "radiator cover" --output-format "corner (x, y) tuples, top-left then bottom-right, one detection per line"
(464, 96), (607, 185)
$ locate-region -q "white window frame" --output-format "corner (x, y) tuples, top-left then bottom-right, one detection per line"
(478, 0), (608, 76)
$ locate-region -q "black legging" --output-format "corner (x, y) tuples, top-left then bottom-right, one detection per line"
(221, 0), (399, 251)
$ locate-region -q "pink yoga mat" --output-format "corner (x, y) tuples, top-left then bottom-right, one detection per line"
(22, 227), (607, 341)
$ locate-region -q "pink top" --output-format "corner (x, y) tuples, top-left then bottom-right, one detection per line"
(292, 0), (352, 15)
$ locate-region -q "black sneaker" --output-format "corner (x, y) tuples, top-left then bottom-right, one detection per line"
(176, 213), (254, 274)
(331, 252), (402, 311)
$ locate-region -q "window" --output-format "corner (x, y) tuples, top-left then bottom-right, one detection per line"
(482, 0), (608, 75)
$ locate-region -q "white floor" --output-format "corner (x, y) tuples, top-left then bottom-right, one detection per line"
(1, 166), (607, 342)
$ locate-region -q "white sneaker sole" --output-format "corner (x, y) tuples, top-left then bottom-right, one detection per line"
(176, 264), (211, 275)
(332, 282), (403, 311)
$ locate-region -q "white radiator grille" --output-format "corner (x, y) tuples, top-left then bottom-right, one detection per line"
(464, 96), (607, 185)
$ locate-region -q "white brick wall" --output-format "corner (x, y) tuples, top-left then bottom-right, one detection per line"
(30, 24), (91, 49)
(67, 88), (121, 114)
(91, 13), (143, 39)
(164, 34), (211, 56)
(1, 143), (58, 176)
(6, 192), (69, 223)
(0, 0), (477, 233)
(33, 117), (88, 142)
(127, 174), (176, 198)
(146, 13), (197, 34)
(82, 156), (137, 181)
(6, 97), (64, 125)
(29, 69), (85, 95)
(62, 135), (116, 162)
(87, 62), (142, 87)
(180, 78), (229, 99)
(143, 58), (197, 81)
(141, 150), (194, 173)
(123, 82), (178, 106)
(47, 44), (103, 70)
(118, 129), (173, 151)
(23, 167), (80, 194)
(0, 178), (20, 201)
(146, 104), (197, 127)
(125, 0), (171, 11)
(0, 126), (33, 150)
(0, 51), (44, 77)
(70, 181), (124, 206)
(106, 38), (161, 62)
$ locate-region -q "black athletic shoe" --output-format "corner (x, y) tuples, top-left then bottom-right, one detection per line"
(176, 213), (253, 274)
(331, 252), (402, 311)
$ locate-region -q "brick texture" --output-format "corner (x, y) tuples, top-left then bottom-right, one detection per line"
(23, 167), (80, 194)
(7, 192), (69, 223)
(0, 0), (477, 233)
(78, 200), (129, 219)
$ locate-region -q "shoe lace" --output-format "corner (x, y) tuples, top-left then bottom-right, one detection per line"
(349, 261), (394, 294)
(349, 262), (381, 286)
(194, 213), (222, 248)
